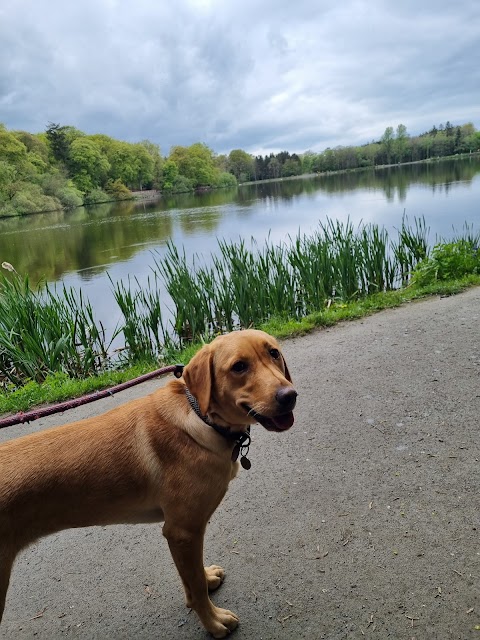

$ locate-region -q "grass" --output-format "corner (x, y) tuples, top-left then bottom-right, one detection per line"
(0, 338), (202, 414)
(0, 215), (478, 415)
(1, 273), (479, 415)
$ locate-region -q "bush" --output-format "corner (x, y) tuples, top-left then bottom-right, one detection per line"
(83, 188), (111, 205)
(41, 173), (83, 209)
(105, 179), (132, 200)
(10, 183), (61, 214)
(0, 200), (18, 217)
(56, 186), (84, 209)
(215, 171), (237, 188)
(171, 174), (195, 193)
(411, 240), (480, 286)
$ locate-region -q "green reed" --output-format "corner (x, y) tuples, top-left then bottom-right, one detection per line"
(110, 272), (173, 363)
(358, 224), (396, 294)
(0, 273), (112, 385)
(4, 215), (469, 387)
(288, 229), (334, 314)
(393, 215), (429, 285)
(157, 217), (412, 339)
(156, 242), (212, 341)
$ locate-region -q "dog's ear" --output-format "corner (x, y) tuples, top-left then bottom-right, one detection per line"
(282, 354), (292, 382)
(183, 345), (213, 415)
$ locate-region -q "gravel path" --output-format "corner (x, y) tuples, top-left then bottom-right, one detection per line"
(1, 288), (479, 639)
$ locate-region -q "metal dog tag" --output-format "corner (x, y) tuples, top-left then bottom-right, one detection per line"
(240, 456), (251, 470)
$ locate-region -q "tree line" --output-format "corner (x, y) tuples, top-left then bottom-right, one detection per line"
(222, 122), (480, 182)
(0, 120), (479, 216)
(0, 124), (236, 216)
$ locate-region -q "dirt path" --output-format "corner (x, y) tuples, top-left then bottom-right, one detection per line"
(1, 288), (479, 639)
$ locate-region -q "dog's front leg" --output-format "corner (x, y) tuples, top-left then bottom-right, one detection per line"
(163, 523), (238, 638)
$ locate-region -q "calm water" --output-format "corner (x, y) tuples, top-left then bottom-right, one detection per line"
(1, 157), (479, 337)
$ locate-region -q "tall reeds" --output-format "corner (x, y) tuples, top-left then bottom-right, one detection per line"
(154, 217), (430, 343)
(0, 274), (111, 385)
(4, 215), (476, 386)
(393, 215), (429, 285)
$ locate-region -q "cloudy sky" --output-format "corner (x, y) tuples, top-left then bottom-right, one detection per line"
(1, 0), (479, 156)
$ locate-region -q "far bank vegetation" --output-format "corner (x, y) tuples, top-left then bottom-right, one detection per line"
(1, 121), (480, 217)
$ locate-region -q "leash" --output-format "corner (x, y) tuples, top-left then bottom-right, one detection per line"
(0, 364), (185, 430)
(1, 363), (253, 470)
(181, 379), (252, 470)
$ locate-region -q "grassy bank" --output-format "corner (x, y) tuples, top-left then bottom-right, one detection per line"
(0, 216), (479, 414)
(1, 274), (479, 415)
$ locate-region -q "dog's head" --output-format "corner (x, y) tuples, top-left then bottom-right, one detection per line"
(183, 329), (297, 431)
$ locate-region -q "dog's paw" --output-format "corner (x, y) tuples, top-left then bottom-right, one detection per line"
(207, 605), (239, 638)
(205, 564), (225, 591)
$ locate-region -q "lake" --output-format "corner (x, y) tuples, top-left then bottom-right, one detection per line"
(0, 156), (479, 338)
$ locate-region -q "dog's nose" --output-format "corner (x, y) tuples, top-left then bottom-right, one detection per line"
(276, 386), (298, 410)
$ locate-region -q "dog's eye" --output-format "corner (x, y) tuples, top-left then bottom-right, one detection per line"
(231, 361), (248, 373)
(269, 348), (280, 360)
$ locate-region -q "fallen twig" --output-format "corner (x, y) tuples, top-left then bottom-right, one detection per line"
(31, 607), (47, 620)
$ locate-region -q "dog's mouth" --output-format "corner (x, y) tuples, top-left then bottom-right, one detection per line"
(242, 405), (294, 432)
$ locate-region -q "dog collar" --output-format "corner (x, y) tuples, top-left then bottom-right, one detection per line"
(183, 386), (252, 469)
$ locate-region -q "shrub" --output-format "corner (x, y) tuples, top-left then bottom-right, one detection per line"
(56, 186), (83, 209)
(83, 188), (111, 205)
(0, 200), (18, 217)
(411, 240), (480, 286)
(215, 171), (237, 188)
(171, 174), (195, 193)
(105, 179), (132, 200)
(10, 183), (60, 214)
(41, 173), (83, 209)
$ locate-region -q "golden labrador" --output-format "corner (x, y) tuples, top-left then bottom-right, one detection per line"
(0, 329), (296, 637)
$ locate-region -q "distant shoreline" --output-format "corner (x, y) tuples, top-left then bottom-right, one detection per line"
(238, 151), (480, 186)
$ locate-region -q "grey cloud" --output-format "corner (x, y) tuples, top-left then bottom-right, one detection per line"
(0, 0), (479, 155)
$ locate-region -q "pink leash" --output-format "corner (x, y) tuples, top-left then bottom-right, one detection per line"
(0, 364), (184, 430)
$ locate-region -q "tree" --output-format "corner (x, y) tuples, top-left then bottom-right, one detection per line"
(300, 151), (316, 174)
(335, 146), (357, 170)
(282, 157), (302, 177)
(161, 160), (179, 191)
(254, 156), (267, 180)
(0, 127), (28, 165)
(356, 143), (377, 167)
(13, 131), (50, 163)
(0, 160), (17, 191)
(169, 143), (217, 187)
(106, 141), (155, 190)
(445, 121), (454, 137)
(323, 148), (339, 172)
(214, 154), (229, 173)
(45, 123), (83, 166)
(227, 149), (254, 182)
(139, 140), (163, 188)
(381, 127), (395, 164)
(267, 156), (281, 179)
(68, 138), (110, 192)
(394, 124), (409, 163)
(130, 143), (155, 190)
(108, 141), (137, 186)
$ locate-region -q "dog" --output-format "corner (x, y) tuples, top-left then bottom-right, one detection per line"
(0, 329), (296, 638)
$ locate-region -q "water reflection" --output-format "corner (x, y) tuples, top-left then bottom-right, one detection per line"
(0, 157), (478, 293)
